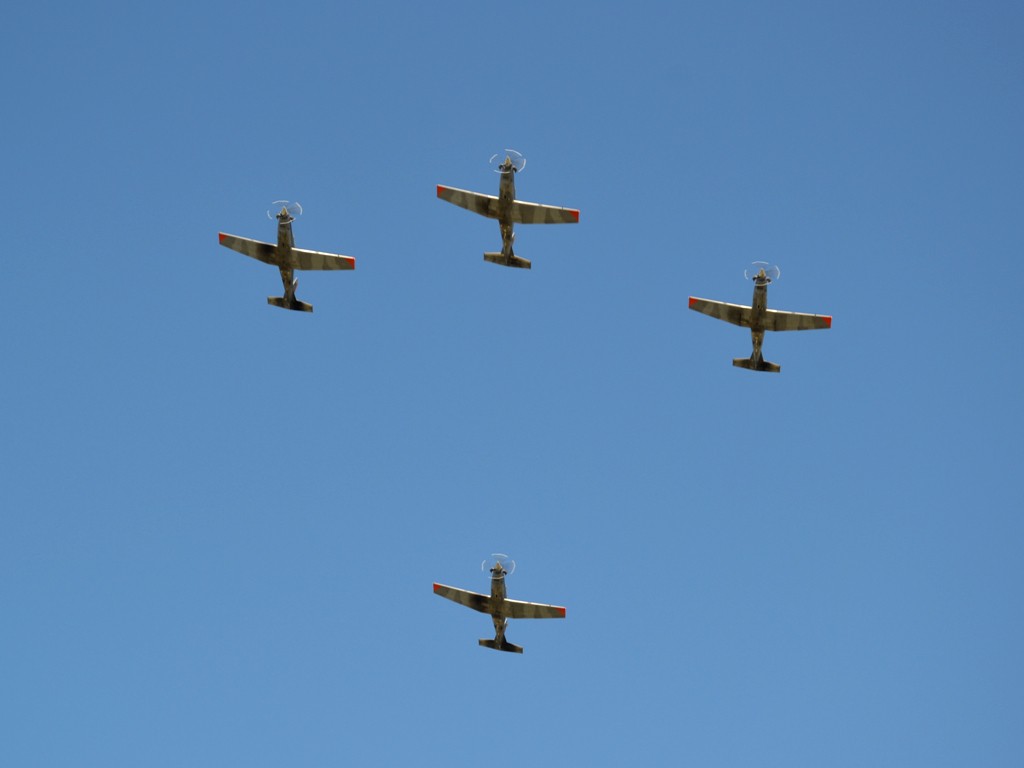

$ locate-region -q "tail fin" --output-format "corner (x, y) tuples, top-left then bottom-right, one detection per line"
(479, 638), (524, 654)
(268, 296), (313, 313)
(733, 357), (781, 373)
(484, 252), (531, 270)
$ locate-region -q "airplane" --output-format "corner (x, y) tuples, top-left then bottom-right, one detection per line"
(436, 150), (579, 269)
(433, 555), (566, 653)
(689, 263), (831, 372)
(218, 201), (355, 312)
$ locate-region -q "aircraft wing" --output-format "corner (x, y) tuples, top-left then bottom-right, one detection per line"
(764, 309), (832, 331)
(433, 583), (490, 613)
(219, 232), (279, 266)
(285, 247), (356, 271)
(510, 200), (579, 224)
(688, 297), (752, 327)
(504, 599), (566, 619)
(436, 185), (499, 218)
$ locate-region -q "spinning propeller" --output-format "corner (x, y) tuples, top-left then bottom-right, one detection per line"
(482, 553), (516, 579)
(267, 200), (303, 222)
(744, 261), (780, 285)
(489, 149), (526, 174)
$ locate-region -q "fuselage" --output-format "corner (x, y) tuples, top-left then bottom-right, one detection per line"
(748, 279), (769, 362)
(276, 214), (296, 297)
(276, 216), (295, 253)
(496, 168), (516, 257)
(488, 568), (509, 640)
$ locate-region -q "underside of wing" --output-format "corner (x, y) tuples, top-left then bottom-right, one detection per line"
(764, 309), (832, 331)
(510, 200), (580, 225)
(503, 598), (567, 620)
(219, 232), (279, 266)
(688, 296), (752, 327)
(286, 247), (356, 271)
(433, 583), (490, 613)
(437, 185), (499, 218)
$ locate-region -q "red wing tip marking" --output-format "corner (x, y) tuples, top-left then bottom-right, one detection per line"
(433, 583), (441, 593)
(824, 315), (833, 328)
(218, 232), (226, 242)
(688, 296), (697, 307)
(436, 185), (446, 197)
(559, 606), (566, 617)
(572, 209), (580, 223)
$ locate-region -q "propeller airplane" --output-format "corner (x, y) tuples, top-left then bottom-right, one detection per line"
(218, 201), (355, 312)
(433, 555), (566, 654)
(437, 150), (579, 269)
(689, 263), (832, 372)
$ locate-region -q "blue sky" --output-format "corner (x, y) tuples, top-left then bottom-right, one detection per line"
(2, 2), (1022, 765)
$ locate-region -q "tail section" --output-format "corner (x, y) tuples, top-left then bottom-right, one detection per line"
(484, 252), (531, 270)
(479, 638), (524, 654)
(733, 357), (781, 373)
(268, 296), (314, 313)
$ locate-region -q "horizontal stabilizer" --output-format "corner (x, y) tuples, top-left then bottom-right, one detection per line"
(479, 638), (524, 654)
(733, 357), (780, 373)
(484, 252), (531, 269)
(268, 296), (313, 313)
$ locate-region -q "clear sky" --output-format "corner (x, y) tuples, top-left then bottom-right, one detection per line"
(2, 2), (1022, 765)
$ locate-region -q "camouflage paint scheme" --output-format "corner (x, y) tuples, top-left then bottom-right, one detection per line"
(689, 268), (831, 372)
(218, 205), (355, 312)
(436, 155), (579, 269)
(433, 560), (566, 653)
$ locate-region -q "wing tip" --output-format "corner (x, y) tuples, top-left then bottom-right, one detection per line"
(433, 582), (442, 593)
(571, 209), (580, 223)
(559, 606), (566, 618)
(436, 184), (447, 198)
(218, 232), (226, 243)
(824, 315), (832, 328)
(688, 296), (697, 308)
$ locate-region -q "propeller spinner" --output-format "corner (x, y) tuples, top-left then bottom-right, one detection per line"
(482, 553), (516, 579)
(744, 261), (780, 285)
(489, 149), (526, 174)
(267, 200), (303, 222)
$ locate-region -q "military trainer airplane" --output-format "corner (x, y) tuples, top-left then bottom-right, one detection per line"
(689, 263), (831, 372)
(433, 555), (566, 653)
(218, 201), (355, 312)
(436, 150), (579, 269)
